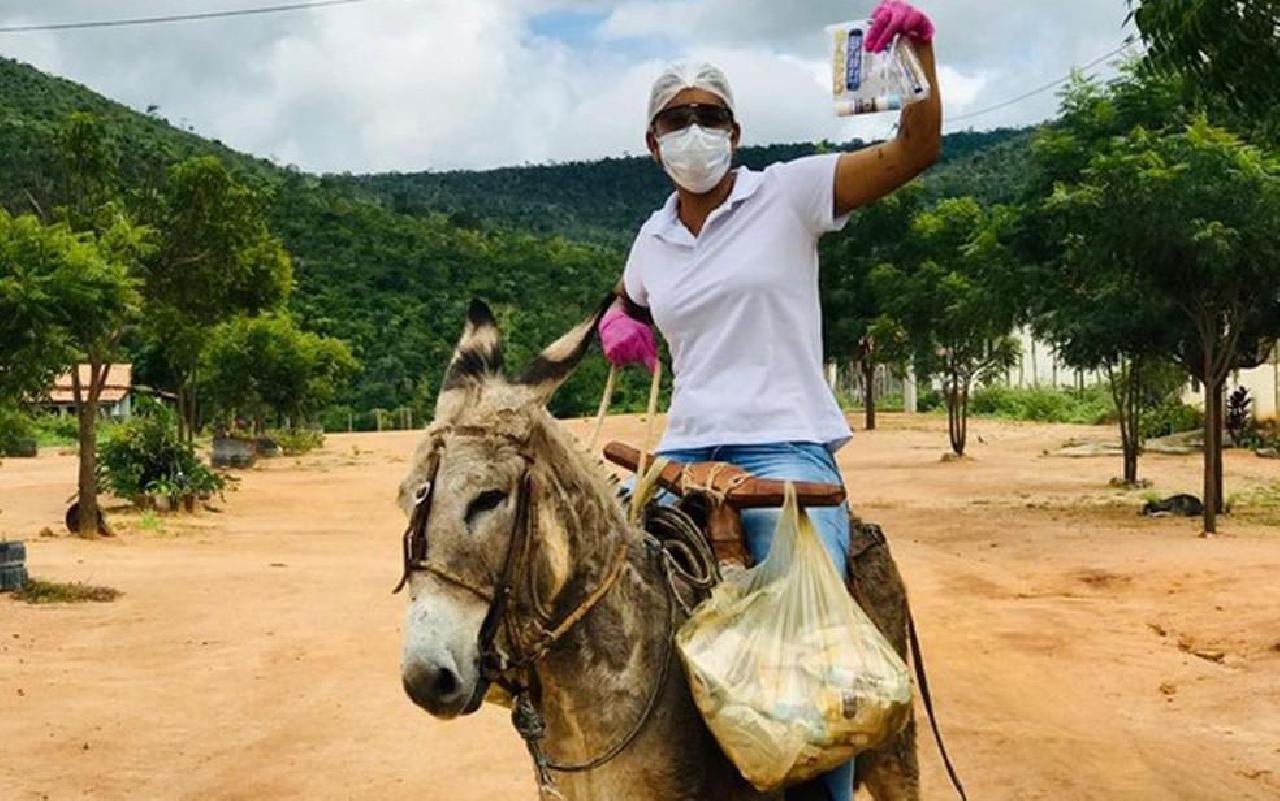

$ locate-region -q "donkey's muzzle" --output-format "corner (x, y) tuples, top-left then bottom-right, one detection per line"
(402, 655), (472, 718)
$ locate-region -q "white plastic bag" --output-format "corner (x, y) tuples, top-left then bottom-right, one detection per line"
(827, 19), (931, 116)
(676, 484), (913, 791)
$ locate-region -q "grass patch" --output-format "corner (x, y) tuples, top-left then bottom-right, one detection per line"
(1228, 482), (1280, 512)
(14, 579), (121, 604)
(136, 510), (165, 534)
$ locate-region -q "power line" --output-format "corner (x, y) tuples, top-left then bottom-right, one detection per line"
(0, 0), (382, 34)
(945, 42), (1136, 128)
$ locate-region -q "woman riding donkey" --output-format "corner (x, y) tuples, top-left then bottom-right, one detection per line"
(598, 2), (942, 799)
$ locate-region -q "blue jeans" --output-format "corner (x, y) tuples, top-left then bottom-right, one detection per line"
(649, 442), (855, 801)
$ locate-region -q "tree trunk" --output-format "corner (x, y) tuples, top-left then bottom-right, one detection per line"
(72, 363), (102, 539)
(862, 360), (877, 431)
(1124, 361), (1142, 485)
(946, 370), (966, 456)
(1108, 359), (1143, 485)
(176, 383), (187, 441)
(1202, 347), (1218, 535)
(1213, 378), (1226, 514)
(186, 374), (198, 445)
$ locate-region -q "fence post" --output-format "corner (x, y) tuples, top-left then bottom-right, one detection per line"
(904, 361), (918, 414)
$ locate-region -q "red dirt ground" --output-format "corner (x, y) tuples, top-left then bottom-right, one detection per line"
(2, 414), (1278, 800)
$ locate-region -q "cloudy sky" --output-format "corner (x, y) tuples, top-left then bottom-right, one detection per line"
(0, 1), (1137, 173)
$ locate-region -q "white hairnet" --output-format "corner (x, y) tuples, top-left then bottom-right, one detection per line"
(647, 61), (735, 124)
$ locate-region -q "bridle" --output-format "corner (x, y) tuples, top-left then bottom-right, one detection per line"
(393, 421), (671, 795)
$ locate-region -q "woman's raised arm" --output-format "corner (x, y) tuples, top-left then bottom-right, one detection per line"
(833, 2), (942, 217)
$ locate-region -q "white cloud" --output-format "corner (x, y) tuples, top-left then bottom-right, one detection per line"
(0, 0), (1136, 172)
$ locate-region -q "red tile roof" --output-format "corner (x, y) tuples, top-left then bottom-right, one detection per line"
(47, 364), (133, 404)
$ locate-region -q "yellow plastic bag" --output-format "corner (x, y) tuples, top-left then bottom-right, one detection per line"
(675, 483), (912, 791)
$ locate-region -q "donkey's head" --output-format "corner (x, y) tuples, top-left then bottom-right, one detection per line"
(398, 299), (615, 718)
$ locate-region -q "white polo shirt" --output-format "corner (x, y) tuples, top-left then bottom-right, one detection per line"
(623, 153), (852, 452)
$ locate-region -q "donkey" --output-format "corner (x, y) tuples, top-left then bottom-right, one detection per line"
(397, 300), (920, 801)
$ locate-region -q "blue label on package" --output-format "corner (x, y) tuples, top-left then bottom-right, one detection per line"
(846, 29), (863, 91)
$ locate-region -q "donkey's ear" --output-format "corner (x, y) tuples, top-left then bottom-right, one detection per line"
(516, 295), (612, 405)
(439, 299), (503, 397)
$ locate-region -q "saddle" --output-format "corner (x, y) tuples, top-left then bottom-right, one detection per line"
(603, 441), (847, 567)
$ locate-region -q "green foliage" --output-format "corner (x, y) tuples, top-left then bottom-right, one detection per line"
(1049, 118), (1280, 385)
(32, 412), (80, 445)
(0, 403), (37, 456)
(140, 156), (293, 434)
(96, 399), (224, 502)
(0, 209), (143, 401)
(1129, 0), (1280, 141)
(199, 314), (358, 428)
(1141, 400), (1203, 440)
(872, 197), (1021, 387)
(969, 384), (1116, 425)
(870, 196), (1021, 454)
(267, 428), (324, 455)
(821, 184), (926, 363)
(338, 130), (1029, 247)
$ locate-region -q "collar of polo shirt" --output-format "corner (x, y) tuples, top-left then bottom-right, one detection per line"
(652, 167), (762, 242)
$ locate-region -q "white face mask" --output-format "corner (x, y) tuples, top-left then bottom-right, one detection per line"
(657, 125), (732, 194)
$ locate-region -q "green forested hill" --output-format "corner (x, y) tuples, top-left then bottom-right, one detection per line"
(340, 129), (1033, 246)
(0, 54), (1035, 420)
(0, 56), (275, 208)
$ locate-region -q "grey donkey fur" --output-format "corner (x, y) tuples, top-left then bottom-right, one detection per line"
(398, 300), (918, 801)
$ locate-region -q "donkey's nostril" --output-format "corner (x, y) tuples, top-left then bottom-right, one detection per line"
(434, 666), (459, 697)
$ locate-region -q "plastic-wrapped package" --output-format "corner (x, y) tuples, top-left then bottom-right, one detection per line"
(676, 483), (912, 791)
(828, 19), (931, 116)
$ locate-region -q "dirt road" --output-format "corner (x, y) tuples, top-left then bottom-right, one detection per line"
(2, 415), (1278, 800)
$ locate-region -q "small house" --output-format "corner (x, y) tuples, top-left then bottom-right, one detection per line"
(44, 364), (134, 419)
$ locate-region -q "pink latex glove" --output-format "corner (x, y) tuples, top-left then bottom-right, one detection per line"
(865, 0), (934, 53)
(598, 302), (658, 374)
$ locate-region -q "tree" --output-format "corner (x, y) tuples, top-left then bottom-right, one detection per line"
(0, 210), (143, 535)
(1129, 0), (1280, 141)
(42, 113), (152, 537)
(821, 184), (925, 430)
(199, 314), (358, 432)
(143, 156), (292, 440)
(1047, 118), (1280, 533)
(1029, 262), (1176, 485)
(871, 197), (1020, 456)
(1020, 75), (1182, 485)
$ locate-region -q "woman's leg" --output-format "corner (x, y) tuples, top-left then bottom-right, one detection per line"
(716, 442), (854, 801)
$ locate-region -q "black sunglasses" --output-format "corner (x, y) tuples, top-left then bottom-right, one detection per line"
(652, 103), (734, 133)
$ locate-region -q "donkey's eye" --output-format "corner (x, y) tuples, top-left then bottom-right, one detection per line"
(465, 490), (508, 526)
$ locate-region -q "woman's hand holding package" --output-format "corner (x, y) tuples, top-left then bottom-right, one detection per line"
(865, 0), (934, 53)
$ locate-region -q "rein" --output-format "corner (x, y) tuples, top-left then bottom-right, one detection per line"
(393, 423), (678, 796)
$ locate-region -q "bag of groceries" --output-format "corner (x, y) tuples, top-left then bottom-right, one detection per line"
(676, 483), (913, 791)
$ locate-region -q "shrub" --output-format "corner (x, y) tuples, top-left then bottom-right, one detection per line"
(917, 387), (945, 412)
(267, 428), (324, 455)
(32, 412), (80, 445)
(319, 405), (353, 433)
(969, 384), (1116, 424)
(1140, 400), (1203, 439)
(0, 405), (38, 456)
(97, 401), (224, 505)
